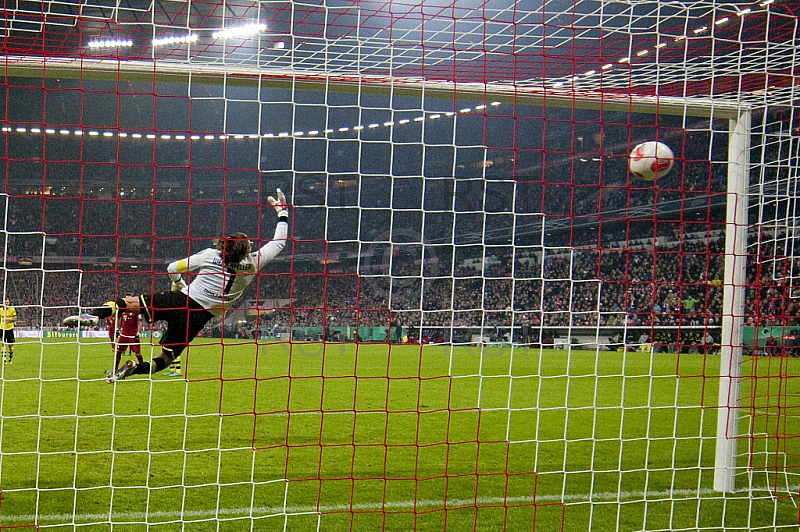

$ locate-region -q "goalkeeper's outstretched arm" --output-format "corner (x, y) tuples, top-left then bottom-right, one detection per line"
(256, 188), (290, 266)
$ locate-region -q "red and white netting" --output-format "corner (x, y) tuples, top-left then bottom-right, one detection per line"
(0, 1), (798, 530)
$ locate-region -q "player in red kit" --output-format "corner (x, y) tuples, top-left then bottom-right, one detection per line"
(106, 316), (116, 341)
(114, 305), (144, 372)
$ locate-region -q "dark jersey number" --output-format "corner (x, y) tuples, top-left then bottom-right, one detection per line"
(224, 266), (237, 294)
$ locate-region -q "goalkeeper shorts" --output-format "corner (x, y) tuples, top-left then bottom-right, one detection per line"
(139, 291), (214, 358)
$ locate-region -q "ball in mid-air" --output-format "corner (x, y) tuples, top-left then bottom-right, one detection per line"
(629, 141), (674, 181)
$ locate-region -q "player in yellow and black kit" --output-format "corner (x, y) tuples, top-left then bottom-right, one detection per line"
(2, 298), (17, 364)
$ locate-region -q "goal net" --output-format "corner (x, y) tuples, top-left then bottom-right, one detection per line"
(0, 1), (798, 530)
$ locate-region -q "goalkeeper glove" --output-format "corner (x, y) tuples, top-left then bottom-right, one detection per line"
(267, 188), (289, 218)
(170, 279), (187, 292)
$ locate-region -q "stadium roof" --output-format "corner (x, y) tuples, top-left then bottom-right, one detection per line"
(2, 0), (797, 108)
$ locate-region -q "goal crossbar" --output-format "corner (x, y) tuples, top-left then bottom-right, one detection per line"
(3, 55), (748, 119)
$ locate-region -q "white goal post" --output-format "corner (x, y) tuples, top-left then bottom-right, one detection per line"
(714, 109), (751, 493)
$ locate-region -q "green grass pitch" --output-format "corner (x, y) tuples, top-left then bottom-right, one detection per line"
(0, 338), (798, 531)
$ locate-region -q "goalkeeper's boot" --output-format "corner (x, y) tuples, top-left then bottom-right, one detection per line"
(106, 360), (136, 383)
(63, 313), (99, 327)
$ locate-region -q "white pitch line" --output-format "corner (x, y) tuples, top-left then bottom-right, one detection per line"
(0, 486), (792, 525)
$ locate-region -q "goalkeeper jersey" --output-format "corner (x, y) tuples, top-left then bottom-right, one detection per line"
(167, 221), (288, 317)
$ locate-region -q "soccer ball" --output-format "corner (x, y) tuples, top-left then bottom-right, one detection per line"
(629, 141), (674, 181)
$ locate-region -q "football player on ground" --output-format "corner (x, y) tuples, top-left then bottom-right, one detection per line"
(65, 189), (289, 383)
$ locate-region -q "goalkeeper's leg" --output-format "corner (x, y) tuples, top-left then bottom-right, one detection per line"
(64, 295), (143, 326)
(129, 348), (175, 376)
(117, 322), (196, 379)
(107, 349), (174, 383)
(92, 295), (144, 318)
(105, 293), (211, 382)
(167, 356), (182, 377)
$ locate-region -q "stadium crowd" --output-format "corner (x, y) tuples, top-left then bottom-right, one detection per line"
(2, 126), (792, 350)
(3, 219), (791, 353)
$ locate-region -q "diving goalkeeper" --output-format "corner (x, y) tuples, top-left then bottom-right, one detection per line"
(64, 189), (290, 382)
